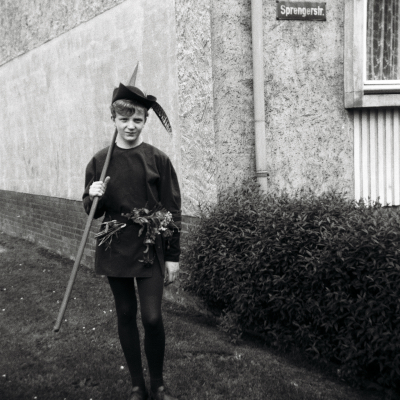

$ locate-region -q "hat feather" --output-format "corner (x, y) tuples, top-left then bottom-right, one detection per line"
(151, 101), (172, 134)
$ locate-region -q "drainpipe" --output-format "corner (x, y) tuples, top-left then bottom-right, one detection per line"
(251, 0), (269, 192)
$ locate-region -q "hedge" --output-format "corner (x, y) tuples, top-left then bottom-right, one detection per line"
(184, 180), (400, 391)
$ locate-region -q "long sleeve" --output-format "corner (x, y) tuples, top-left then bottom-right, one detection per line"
(158, 157), (181, 262)
(82, 156), (107, 219)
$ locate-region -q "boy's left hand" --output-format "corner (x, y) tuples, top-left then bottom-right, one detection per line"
(165, 261), (179, 285)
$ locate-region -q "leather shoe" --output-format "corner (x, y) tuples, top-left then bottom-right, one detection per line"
(149, 386), (178, 400)
(128, 386), (148, 400)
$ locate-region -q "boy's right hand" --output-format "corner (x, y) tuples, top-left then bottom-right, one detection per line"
(89, 176), (110, 201)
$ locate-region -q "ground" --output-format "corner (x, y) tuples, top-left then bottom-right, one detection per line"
(0, 233), (395, 400)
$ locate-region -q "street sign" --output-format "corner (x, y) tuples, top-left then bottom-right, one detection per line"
(277, 1), (326, 21)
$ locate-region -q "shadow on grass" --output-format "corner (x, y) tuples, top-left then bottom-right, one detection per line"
(0, 233), (396, 400)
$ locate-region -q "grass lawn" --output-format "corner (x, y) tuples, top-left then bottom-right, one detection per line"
(0, 232), (395, 400)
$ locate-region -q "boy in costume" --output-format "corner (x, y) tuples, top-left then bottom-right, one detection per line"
(83, 83), (181, 400)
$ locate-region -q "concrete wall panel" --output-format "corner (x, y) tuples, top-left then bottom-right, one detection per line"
(211, 0), (256, 191)
(1, 0), (355, 216)
(0, 0), (184, 208)
(0, 0), (127, 66)
(176, 0), (217, 214)
(264, 0), (353, 195)
(210, 0), (353, 196)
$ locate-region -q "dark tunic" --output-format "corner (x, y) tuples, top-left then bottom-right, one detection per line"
(83, 142), (181, 278)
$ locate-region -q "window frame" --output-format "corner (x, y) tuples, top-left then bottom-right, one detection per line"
(345, 0), (400, 108)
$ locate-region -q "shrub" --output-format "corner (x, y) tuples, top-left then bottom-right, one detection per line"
(184, 179), (400, 390)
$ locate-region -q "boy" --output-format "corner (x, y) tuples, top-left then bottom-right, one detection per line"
(83, 83), (181, 400)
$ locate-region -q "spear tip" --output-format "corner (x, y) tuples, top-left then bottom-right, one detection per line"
(128, 62), (139, 86)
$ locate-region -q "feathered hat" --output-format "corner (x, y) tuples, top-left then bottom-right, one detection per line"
(111, 66), (172, 134)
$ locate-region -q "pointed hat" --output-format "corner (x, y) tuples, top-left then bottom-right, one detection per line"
(111, 66), (172, 133)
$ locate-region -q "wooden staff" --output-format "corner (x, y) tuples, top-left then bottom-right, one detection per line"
(53, 129), (117, 332)
(54, 63), (139, 332)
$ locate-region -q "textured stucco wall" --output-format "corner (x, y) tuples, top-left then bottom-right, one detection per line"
(0, 0), (182, 207)
(211, 0), (256, 191)
(264, 0), (353, 195)
(0, 0), (126, 66)
(1, 0), (354, 217)
(211, 0), (353, 196)
(176, 0), (217, 214)
(1, 0), (220, 216)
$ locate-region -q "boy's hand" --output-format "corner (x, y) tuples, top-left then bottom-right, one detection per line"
(164, 261), (179, 286)
(89, 176), (110, 201)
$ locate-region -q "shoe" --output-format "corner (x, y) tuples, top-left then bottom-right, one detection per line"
(149, 386), (178, 400)
(128, 386), (148, 400)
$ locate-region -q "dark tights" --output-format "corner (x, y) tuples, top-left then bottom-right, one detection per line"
(108, 268), (165, 392)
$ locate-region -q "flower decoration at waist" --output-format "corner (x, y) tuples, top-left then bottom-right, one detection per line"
(122, 203), (179, 264)
(95, 220), (126, 251)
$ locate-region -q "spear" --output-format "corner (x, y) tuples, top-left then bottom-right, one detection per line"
(53, 63), (139, 332)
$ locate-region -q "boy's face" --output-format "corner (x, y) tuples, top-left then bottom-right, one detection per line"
(113, 108), (146, 148)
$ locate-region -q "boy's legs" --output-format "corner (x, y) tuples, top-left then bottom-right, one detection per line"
(107, 277), (146, 390)
(136, 266), (165, 393)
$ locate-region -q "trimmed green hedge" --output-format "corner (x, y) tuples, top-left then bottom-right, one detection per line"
(184, 180), (400, 390)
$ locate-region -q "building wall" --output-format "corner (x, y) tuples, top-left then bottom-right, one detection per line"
(211, 0), (256, 190)
(0, 0), (180, 200)
(0, 190), (100, 267)
(0, 0), (220, 215)
(0, 0), (355, 205)
(211, 0), (354, 196)
(0, 189), (196, 267)
(175, 0), (217, 214)
(0, 0), (216, 264)
(264, 0), (354, 195)
(0, 0), (355, 263)
(0, 0), (127, 67)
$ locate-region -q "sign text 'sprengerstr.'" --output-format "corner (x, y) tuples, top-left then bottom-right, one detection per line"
(276, 1), (326, 21)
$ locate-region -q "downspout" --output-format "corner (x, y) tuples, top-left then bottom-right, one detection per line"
(251, 0), (269, 192)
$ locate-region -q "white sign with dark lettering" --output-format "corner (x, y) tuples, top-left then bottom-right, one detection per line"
(277, 1), (326, 21)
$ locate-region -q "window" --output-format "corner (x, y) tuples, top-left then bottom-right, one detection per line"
(345, 0), (400, 107)
(348, 1), (400, 205)
(365, 0), (400, 93)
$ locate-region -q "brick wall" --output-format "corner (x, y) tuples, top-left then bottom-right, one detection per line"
(0, 189), (197, 268)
